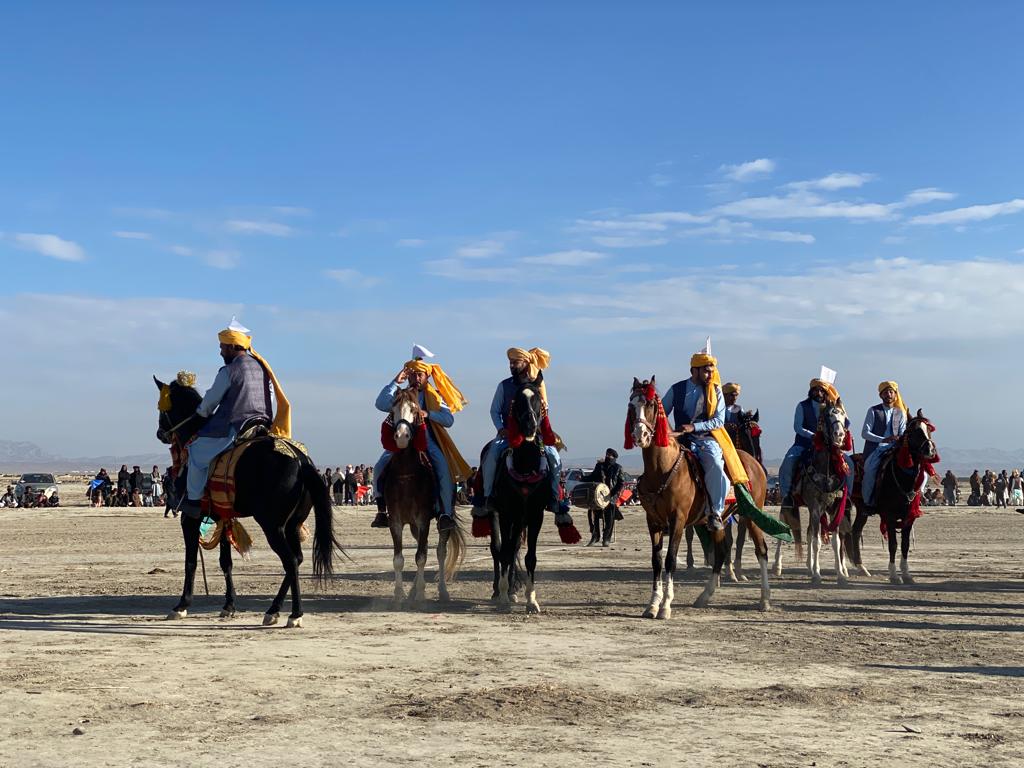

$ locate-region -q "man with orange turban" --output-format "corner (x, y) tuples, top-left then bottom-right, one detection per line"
(474, 347), (569, 524)
(661, 343), (732, 530)
(371, 345), (470, 531)
(779, 368), (852, 515)
(180, 317), (287, 518)
(861, 380), (909, 510)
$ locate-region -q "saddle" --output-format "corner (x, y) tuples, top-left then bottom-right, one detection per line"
(204, 433), (308, 519)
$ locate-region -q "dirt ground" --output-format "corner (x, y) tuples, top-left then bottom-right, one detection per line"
(1, 482), (1022, 767)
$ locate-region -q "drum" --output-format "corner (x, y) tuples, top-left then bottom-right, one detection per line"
(570, 482), (611, 511)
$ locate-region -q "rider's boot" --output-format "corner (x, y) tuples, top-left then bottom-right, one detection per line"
(371, 497), (390, 528)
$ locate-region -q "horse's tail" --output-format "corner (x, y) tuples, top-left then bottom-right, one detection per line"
(300, 461), (344, 585)
(443, 510), (467, 583)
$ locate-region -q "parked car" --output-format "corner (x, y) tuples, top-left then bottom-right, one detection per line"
(15, 473), (59, 501)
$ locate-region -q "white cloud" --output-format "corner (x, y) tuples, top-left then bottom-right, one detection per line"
(397, 238), (426, 247)
(573, 218), (669, 232)
(631, 211), (715, 225)
(456, 239), (506, 259)
(720, 158), (776, 182)
(521, 250), (608, 267)
(713, 191), (896, 221)
(113, 231), (152, 240)
(168, 245), (194, 256)
(882, 235), (906, 245)
(900, 187), (956, 207)
(648, 173), (673, 187)
(271, 206), (312, 217)
(423, 258), (519, 282)
(324, 268), (380, 287)
(682, 219), (815, 244)
(13, 233), (86, 262)
(592, 236), (669, 248)
(112, 206), (173, 219)
(909, 198), (1024, 225)
(224, 219), (294, 236)
(784, 172), (876, 191)
(204, 249), (240, 269)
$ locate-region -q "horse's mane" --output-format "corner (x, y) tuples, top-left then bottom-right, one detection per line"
(392, 387), (419, 406)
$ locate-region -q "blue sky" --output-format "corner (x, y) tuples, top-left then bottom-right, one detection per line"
(3, 3), (1023, 463)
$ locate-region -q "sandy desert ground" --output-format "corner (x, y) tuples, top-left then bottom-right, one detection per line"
(1, 480), (1022, 767)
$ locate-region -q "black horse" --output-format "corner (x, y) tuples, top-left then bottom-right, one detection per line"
(154, 376), (342, 627)
(491, 383), (552, 614)
(848, 409), (938, 585)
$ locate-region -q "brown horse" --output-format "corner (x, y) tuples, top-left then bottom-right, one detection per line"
(381, 387), (466, 607)
(627, 377), (772, 616)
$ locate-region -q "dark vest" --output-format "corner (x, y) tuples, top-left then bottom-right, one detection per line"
(201, 354), (272, 438)
(862, 404), (906, 459)
(724, 404), (742, 425)
(793, 399), (818, 450)
(496, 377), (517, 427)
(667, 379), (722, 433)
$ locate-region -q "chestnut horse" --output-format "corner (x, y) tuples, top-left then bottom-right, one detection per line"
(381, 387), (466, 607)
(627, 377), (771, 616)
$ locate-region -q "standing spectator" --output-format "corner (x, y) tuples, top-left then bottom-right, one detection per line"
(344, 464), (356, 505)
(1010, 469), (1024, 507)
(995, 470), (1008, 508)
(323, 467), (334, 505)
(969, 470), (981, 504)
(117, 464), (130, 496)
(140, 469), (155, 507)
(129, 465), (144, 507)
(941, 470), (958, 506)
(353, 465), (365, 504)
(162, 466), (178, 518)
(332, 467), (345, 506)
(150, 465), (163, 506)
(980, 470), (993, 506)
(364, 464), (374, 494)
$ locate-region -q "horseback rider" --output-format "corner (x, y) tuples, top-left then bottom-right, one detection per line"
(473, 347), (569, 524)
(779, 368), (853, 515)
(178, 318), (291, 518)
(661, 344), (733, 530)
(370, 345), (470, 532)
(861, 380), (909, 512)
(723, 382), (742, 425)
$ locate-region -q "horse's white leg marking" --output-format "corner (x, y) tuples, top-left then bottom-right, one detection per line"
(694, 570), (719, 609)
(286, 615), (303, 629)
(772, 539), (784, 576)
(497, 570), (510, 609)
(833, 525), (847, 586)
(809, 516), (822, 585)
(413, 550), (427, 603)
(393, 550), (406, 604)
(888, 560), (902, 585)
(900, 555), (914, 585)
(758, 553), (771, 611)
(642, 549), (664, 619)
(524, 571), (540, 615)
(165, 609), (187, 620)
(436, 535), (449, 602)
(657, 567), (674, 620)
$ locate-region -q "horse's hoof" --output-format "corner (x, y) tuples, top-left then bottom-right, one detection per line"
(726, 570), (739, 584)
(437, 591), (450, 603)
(836, 575), (849, 587)
(889, 575), (903, 586)
(510, 593), (520, 604)
(219, 608), (235, 619)
(527, 602), (541, 615)
(810, 575), (822, 587)
(856, 565), (872, 577)
(642, 607), (657, 619)
(496, 602), (512, 614)
(164, 609), (187, 620)
(489, 591), (500, 603)
(772, 566), (783, 577)
(737, 572), (749, 582)
(286, 616), (303, 629)
(692, 595), (710, 609)
(902, 574), (916, 585)
(263, 612), (279, 626)
(656, 606), (671, 620)
(759, 599), (772, 612)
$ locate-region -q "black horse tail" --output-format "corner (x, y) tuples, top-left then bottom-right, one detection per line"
(300, 461), (344, 585)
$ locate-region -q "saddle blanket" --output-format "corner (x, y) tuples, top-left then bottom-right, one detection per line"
(204, 436), (308, 519)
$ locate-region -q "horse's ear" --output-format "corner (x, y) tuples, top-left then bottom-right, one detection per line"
(632, 377), (641, 389)
(752, 409), (760, 422)
(650, 374), (656, 385)
(154, 375), (166, 390)
(917, 408), (924, 419)
(835, 397), (843, 410)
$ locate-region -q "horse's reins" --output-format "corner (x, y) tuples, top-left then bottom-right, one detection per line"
(163, 412), (197, 437)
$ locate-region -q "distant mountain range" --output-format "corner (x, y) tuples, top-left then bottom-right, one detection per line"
(0, 439), (168, 474)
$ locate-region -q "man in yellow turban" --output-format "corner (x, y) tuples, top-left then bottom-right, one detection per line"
(861, 380), (909, 510)
(779, 369), (852, 514)
(661, 345), (737, 530)
(474, 347), (569, 524)
(722, 382), (742, 426)
(180, 317), (287, 518)
(371, 345), (470, 531)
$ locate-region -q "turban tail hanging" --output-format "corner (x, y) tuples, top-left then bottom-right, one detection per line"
(690, 352), (748, 485)
(403, 359), (472, 482)
(218, 329), (292, 438)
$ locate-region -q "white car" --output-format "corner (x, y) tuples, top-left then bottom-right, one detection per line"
(15, 473), (59, 501)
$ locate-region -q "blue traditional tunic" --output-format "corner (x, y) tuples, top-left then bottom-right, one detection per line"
(662, 378), (728, 519)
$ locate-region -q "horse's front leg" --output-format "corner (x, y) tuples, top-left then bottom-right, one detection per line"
(850, 507), (871, 576)
(489, 519), (501, 602)
(411, 522), (428, 603)
(886, 515), (902, 584)
(831, 514), (847, 586)
(900, 522), (915, 584)
(733, 520), (749, 581)
(684, 526), (696, 572)
(496, 520), (517, 612)
(745, 521), (772, 611)
(694, 527), (726, 609)
(808, 510), (822, 585)
(390, 521), (406, 607)
(168, 515), (201, 619)
(219, 533), (236, 617)
(658, 517), (683, 619)
(724, 523), (737, 583)
(436, 528), (450, 602)
(523, 511), (542, 615)
(642, 522), (665, 618)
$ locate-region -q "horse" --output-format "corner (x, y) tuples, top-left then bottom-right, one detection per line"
(685, 408), (764, 581)
(787, 401), (854, 586)
(380, 386), (466, 607)
(154, 375), (342, 627)
(627, 377), (771, 616)
(491, 382), (552, 614)
(847, 410), (938, 585)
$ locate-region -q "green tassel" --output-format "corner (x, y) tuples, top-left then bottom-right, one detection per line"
(734, 483), (794, 542)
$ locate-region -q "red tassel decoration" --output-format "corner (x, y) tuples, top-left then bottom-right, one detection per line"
(557, 523), (582, 545)
(471, 516), (492, 538)
(624, 411), (635, 450)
